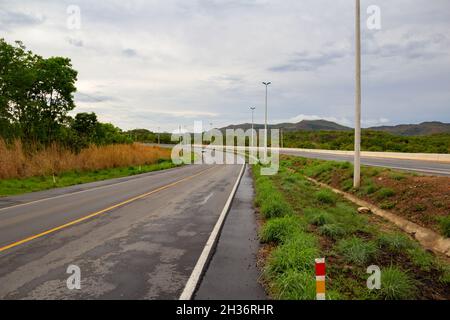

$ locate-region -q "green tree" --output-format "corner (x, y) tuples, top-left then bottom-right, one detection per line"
(95, 123), (131, 145)
(72, 112), (99, 147)
(0, 38), (77, 144)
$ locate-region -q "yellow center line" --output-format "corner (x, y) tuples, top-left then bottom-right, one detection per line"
(0, 166), (217, 253)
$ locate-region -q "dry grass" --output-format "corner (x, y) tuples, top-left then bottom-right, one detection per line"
(0, 139), (171, 179)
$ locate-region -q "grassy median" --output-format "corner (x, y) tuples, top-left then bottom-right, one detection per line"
(253, 158), (450, 300)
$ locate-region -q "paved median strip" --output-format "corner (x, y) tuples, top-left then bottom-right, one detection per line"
(0, 166), (217, 253)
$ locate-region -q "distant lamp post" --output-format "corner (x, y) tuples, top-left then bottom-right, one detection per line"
(250, 107), (256, 147)
(157, 126), (160, 145)
(354, 0), (362, 188)
(262, 82), (271, 155)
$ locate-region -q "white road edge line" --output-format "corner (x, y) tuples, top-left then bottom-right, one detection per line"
(179, 163), (246, 300)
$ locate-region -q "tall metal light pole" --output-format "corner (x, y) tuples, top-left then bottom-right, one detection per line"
(262, 82), (271, 155)
(157, 126), (160, 145)
(280, 127), (283, 149)
(354, 0), (362, 188)
(250, 107), (256, 147)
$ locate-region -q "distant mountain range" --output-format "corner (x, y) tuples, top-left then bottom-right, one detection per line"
(369, 121), (450, 136)
(222, 120), (350, 132)
(220, 120), (450, 136)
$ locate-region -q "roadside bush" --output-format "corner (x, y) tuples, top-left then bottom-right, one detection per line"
(336, 237), (378, 265)
(379, 267), (417, 300)
(260, 216), (304, 244)
(315, 189), (337, 205)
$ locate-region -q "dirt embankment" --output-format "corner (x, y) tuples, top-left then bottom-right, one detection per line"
(287, 156), (450, 237)
(368, 173), (449, 231)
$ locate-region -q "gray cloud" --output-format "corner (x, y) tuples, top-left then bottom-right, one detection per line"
(0, 9), (44, 30)
(67, 37), (83, 47)
(122, 48), (138, 57)
(270, 50), (347, 73)
(75, 92), (117, 103)
(364, 32), (449, 60)
(1, 0), (449, 131)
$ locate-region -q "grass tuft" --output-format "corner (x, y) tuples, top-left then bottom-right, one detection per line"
(271, 270), (316, 300)
(319, 223), (348, 240)
(379, 266), (417, 300)
(260, 196), (293, 219)
(260, 216), (304, 244)
(315, 189), (337, 205)
(380, 201), (396, 210)
(377, 233), (415, 253)
(304, 208), (336, 226)
(438, 216), (450, 237)
(361, 183), (378, 195)
(406, 247), (435, 272)
(336, 237), (378, 265)
(376, 187), (395, 200)
(389, 172), (407, 181)
(266, 233), (319, 275)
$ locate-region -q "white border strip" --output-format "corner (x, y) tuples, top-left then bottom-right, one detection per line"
(179, 163), (246, 300)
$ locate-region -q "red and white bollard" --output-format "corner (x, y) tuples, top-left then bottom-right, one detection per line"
(315, 258), (326, 300)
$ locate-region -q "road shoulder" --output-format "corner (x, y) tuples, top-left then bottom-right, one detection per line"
(194, 166), (267, 300)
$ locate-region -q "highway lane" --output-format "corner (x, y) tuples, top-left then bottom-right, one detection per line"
(0, 162), (243, 299)
(149, 144), (449, 176)
(281, 150), (450, 176)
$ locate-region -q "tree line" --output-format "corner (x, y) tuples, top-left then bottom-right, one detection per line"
(0, 39), (130, 151)
(282, 130), (450, 154)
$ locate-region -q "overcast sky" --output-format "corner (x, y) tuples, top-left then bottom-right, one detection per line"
(1, 0), (449, 132)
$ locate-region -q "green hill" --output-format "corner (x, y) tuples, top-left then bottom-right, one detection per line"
(369, 121), (450, 136)
(282, 130), (450, 154)
(222, 120), (351, 132)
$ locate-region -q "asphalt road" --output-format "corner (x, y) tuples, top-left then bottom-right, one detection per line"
(150, 144), (449, 176)
(280, 150), (450, 176)
(0, 162), (243, 299)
